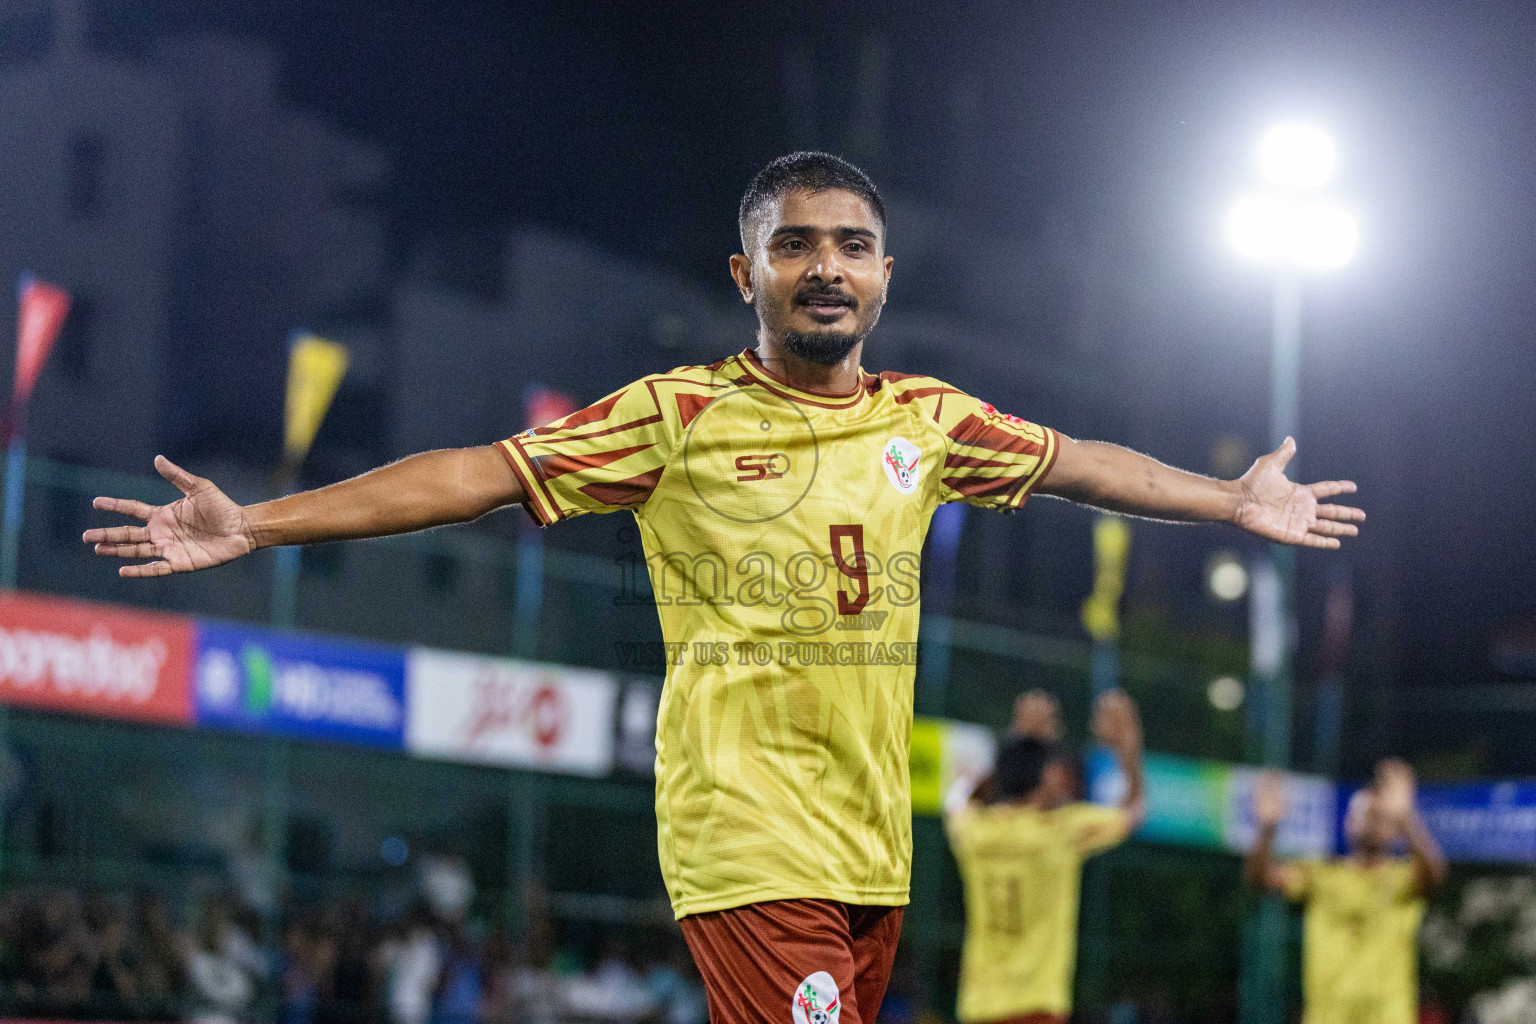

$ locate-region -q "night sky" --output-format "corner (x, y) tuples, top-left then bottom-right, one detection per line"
(78, 2), (1536, 711)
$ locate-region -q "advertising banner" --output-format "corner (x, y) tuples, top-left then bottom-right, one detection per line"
(406, 648), (617, 776)
(194, 621), (406, 749)
(1358, 780), (1536, 864)
(1089, 749), (1336, 857)
(909, 716), (996, 816)
(0, 592), (193, 725)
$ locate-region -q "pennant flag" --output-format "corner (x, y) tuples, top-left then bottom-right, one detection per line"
(14, 274), (70, 411)
(1081, 514), (1131, 642)
(283, 333), (349, 464)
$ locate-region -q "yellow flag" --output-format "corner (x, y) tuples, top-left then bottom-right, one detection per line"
(1080, 514), (1131, 642)
(283, 334), (349, 463)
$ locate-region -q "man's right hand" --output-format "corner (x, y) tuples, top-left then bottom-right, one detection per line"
(1091, 689), (1142, 755)
(84, 456), (256, 577)
(1011, 690), (1062, 741)
(84, 445), (526, 578)
(1252, 771), (1289, 830)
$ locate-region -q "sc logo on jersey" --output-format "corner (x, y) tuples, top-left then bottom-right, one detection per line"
(735, 453), (790, 482)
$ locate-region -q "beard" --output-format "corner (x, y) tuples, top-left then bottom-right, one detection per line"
(772, 292), (884, 366)
(779, 327), (865, 366)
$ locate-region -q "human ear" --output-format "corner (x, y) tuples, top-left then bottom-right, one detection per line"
(728, 253), (754, 304)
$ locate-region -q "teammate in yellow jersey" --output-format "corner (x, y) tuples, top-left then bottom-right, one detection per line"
(84, 151), (1365, 1023)
(1246, 759), (1447, 1024)
(946, 689), (1145, 1024)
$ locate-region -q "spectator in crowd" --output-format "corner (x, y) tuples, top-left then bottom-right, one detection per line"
(382, 907), (443, 1024)
(85, 895), (142, 1008)
(280, 918), (324, 1024)
(329, 898), (380, 1024)
(135, 892), (186, 1002)
(433, 922), (484, 1024)
(643, 940), (707, 1024)
(0, 880), (708, 1024)
(183, 895), (259, 1024)
(23, 889), (95, 1007)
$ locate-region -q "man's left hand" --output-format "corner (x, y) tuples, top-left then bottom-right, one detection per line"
(1234, 438), (1365, 550)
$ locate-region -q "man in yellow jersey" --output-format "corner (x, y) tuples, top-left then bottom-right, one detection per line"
(946, 689), (1144, 1024)
(1246, 759), (1447, 1024)
(84, 152), (1365, 1023)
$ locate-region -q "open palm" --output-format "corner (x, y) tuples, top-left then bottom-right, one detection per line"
(83, 456), (255, 577)
(1234, 438), (1364, 549)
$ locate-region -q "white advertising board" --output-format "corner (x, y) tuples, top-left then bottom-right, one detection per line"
(406, 648), (617, 776)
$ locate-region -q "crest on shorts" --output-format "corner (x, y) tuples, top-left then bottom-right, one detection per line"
(791, 971), (841, 1024)
(881, 436), (921, 495)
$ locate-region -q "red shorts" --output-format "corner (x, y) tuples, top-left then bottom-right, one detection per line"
(680, 898), (905, 1024)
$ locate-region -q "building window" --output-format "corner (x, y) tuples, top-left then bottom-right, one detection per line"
(55, 293), (96, 381)
(66, 133), (106, 221)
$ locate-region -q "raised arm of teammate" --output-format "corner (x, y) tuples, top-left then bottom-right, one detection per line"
(1038, 435), (1363, 550)
(83, 447), (523, 577)
(1245, 770), (1302, 894)
(945, 689), (1063, 814)
(1092, 689), (1145, 827)
(1011, 689), (1063, 743)
(1375, 758), (1449, 897)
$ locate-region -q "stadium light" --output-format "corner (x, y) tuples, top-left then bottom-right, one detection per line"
(1257, 124), (1336, 189)
(1206, 551), (1250, 602)
(1208, 675), (1245, 712)
(1228, 195), (1358, 268)
(1229, 123), (1356, 270)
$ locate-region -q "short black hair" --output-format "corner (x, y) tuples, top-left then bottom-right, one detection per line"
(738, 151), (886, 250)
(992, 736), (1059, 802)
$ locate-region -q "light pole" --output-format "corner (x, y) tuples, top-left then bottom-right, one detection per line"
(1228, 123), (1357, 1024)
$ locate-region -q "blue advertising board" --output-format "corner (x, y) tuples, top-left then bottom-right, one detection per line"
(193, 621), (406, 749)
(1335, 780), (1536, 864)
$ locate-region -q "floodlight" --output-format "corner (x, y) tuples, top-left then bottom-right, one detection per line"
(1207, 551), (1250, 602)
(1228, 195), (1358, 268)
(1258, 124), (1336, 189)
(1208, 676), (1245, 711)
(1228, 195), (1289, 262)
(1292, 203), (1358, 268)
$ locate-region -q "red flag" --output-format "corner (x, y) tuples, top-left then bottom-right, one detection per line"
(14, 275), (70, 409)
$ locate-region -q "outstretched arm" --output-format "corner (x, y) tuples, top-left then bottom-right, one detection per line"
(84, 446), (524, 577)
(1093, 689), (1145, 828)
(1037, 435), (1364, 550)
(1244, 771), (1304, 894)
(1376, 759), (1448, 898)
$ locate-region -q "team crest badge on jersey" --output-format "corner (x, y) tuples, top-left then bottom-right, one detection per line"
(791, 971), (841, 1024)
(882, 437), (921, 495)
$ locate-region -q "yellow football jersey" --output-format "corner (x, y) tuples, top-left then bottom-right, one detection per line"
(497, 349), (1059, 918)
(1285, 858), (1424, 1024)
(946, 801), (1130, 1022)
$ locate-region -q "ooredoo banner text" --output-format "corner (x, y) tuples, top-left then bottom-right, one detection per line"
(0, 592), (193, 724)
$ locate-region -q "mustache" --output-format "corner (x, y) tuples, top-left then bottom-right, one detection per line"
(794, 287), (857, 310)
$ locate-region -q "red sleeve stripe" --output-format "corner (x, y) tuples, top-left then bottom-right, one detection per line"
(527, 413), (665, 446)
(1005, 426), (1060, 507)
(496, 437), (561, 525)
(577, 467), (665, 508)
(940, 474), (1018, 499)
(947, 414), (1048, 456)
(535, 442), (656, 481)
(943, 452), (1021, 471)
